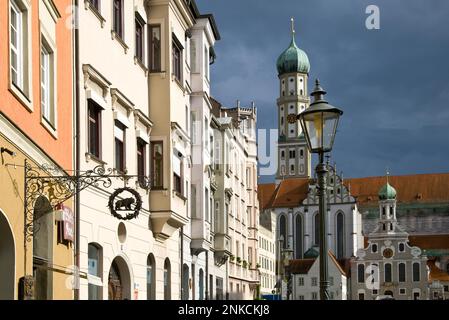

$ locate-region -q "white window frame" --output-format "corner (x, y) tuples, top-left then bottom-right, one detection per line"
(9, 0), (33, 110)
(40, 36), (57, 133)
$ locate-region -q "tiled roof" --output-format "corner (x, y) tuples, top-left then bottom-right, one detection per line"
(427, 259), (449, 282)
(346, 172), (449, 207)
(408, 234), (449, 250)
(289, 251), (347, 276)
(258, 178), (311, 209)
(289, 259), (315, 274)
(258, 172), (449, 210)
(363, 234), (449, 250)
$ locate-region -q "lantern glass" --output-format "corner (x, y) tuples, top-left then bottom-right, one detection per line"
(300, 109), (341, 153)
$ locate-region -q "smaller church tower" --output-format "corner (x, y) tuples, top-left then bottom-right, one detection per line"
(276, 19), (311, 182)
(377, 177), (401, 234)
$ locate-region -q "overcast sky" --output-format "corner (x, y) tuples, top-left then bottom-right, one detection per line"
(196, 0), (449, 183)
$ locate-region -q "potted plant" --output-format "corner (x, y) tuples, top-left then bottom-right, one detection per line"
(256, 263), (261, 269)
(236, 257), (242, 264)
(242, 260), (248, 268)
(230, 255), (235, 262)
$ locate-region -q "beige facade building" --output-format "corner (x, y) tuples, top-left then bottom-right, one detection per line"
(258, 211), (277, 296)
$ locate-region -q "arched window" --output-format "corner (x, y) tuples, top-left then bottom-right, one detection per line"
(382, 207), (386, 217)
(88, 243), (103, 300)
(398, 263), (406, 282)
(147, 254), (156, 300)
(357, 264), (365, 283)
(336, 212), (344, 259)
(0, 210), (15, 300)
(164, 258), (171, 300)
(199, 269), (204, 300)
(399, 243), (405, 252)
(314, 213), (320, 245)
(295, 214), (303, 258)
(384, 263), (392, 282)
(413, 263), (420, 282)
(372, 243), (378, 253)
(279, 215), (287, 249)
(182, 264), (189, 300)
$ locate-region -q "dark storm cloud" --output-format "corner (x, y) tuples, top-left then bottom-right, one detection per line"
(196, 0), (449, 182)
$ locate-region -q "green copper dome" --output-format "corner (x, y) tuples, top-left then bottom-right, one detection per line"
(276, 35), (310, 75)
(378, 182), (397, 200)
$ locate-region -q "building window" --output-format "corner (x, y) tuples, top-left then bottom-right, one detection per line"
(357, 264), (365, 283)
(295, 215), (303, 258)
(114, 121), (126, 172)
(164, 258), (171, 300)
(413, 263), (420, 282)
(149, 25), (161, 72)
(311, 277), (318, 287)
(151, 142), (163, 188)
(399, 288), (406, 295)
(137, 139), (146, 185)
(399, 243), (405, 252)
(135, 14), (145, 63)
(358, 293), (365, 300)
(88, 100), (101, 158)
(172, 35), (183, 82)
(298, 295), (304, 300)
(173, 151), (183, 194)
(281, 150), (285, 159)
(147, 254), (155, 300)
(10, 0), (28, 94)
(113, 0), (124, 39)
(384, 263), (392, 283)
(300, 149), (304, 158)
(372, 243), (378, 253)
(40, 38), (55, 127)
(312, 292), (318, 300)
(336, 212), (344, 259)
(204, 46), (209, 80)
(205, 188), (209, 221)
(372, 289), (378, 295)
(279, 215), (287, 249)
(289, 150), (296, 159)
(298, 277), (304, 286)
(199, 269), (205, 300)
(88, 243), (102, 300)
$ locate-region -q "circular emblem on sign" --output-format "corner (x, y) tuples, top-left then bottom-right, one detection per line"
(108, 187), (142, 220)
(287, 113), (298, 124)
(383, 248), (394, 259)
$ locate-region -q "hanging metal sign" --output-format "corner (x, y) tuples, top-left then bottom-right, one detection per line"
(108, 187), (143, 220)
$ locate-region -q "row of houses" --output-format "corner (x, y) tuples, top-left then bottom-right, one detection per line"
(0, 0), (261, 300)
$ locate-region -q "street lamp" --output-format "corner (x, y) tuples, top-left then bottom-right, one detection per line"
(297, 79), (343, 300)
(281, 245), (293, 300)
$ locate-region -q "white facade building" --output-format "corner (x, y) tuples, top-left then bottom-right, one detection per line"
(290, 252), (347, 300)
(259, 211), (277, 296)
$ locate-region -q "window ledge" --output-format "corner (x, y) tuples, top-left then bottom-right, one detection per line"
(85, 153), (106, 165)
(174, 191), (187, 202)
(134, 57), (148, 76)
(111, 31), (129, 54)
(41, 117), (58, 139)
(84, 0), (105, 28)
(9, 85), (33, 112)
(172, 74), (185, 92)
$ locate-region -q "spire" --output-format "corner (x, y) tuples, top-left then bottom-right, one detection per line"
(290, 17), (296, 45)
(386, 167), (390, 184)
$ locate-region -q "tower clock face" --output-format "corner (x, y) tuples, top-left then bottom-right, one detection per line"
(383, 248), (394, 259)
(287, 113), (297, 124)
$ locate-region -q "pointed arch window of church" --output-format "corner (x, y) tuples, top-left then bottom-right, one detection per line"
(336, 212), (344, 259)
(279, 215), (287, 249)
(295, 215), (303, 258)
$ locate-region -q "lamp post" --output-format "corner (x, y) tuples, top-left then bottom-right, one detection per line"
(277, 235), (284, 300)
(296, 79), (343, 300)
(281, 245), (293, 300)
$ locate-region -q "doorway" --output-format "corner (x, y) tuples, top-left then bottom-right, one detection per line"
(0, 211), (15, 300)
(108, 257), (131, 300)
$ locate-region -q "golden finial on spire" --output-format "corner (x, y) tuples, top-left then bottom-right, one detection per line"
(291, 17), (296, 37)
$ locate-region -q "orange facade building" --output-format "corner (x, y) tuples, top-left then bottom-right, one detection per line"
(0, 0), (74, 300)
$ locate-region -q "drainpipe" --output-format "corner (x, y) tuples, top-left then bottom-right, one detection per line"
(180, 227), (184, 299)
(73, 0), (81, 301)
(205, 251), (209, 300)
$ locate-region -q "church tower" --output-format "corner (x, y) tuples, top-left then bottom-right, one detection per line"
(276, 19), (311, 182)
